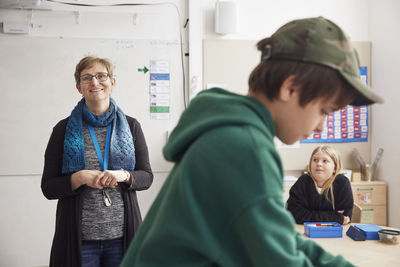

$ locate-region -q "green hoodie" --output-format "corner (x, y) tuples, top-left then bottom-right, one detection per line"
(121, 88), (354, 267)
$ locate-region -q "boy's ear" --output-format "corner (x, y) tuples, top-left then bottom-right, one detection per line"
(278, 75), (299, 102)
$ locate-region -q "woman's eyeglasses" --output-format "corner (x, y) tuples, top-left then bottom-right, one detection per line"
(79, 72), (111, 84)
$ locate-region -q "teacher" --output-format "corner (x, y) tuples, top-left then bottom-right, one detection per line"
(41, 56), (153, 267)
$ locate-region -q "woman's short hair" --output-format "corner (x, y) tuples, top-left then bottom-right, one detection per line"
(74, 56), (114, 84)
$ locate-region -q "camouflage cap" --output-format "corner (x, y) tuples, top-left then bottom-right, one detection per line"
(262, 16), (383, 106)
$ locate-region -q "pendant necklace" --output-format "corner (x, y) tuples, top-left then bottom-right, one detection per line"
(88, 123), (112, 207)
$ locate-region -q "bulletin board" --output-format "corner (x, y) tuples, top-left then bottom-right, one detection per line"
(300, 103), (369, 143)
(203, 39), (372, 170)
(0, 35), (184, 175)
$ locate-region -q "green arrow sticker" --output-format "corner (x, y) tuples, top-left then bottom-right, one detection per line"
(150, 106), (170, 113)
(138, 66), (149, 73)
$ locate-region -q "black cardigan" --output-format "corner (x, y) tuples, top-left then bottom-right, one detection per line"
(41, 115), (153, 267)
(286, 174), (353, 224)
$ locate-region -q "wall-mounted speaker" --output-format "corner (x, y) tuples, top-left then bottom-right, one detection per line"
(215, 1), (237, 34)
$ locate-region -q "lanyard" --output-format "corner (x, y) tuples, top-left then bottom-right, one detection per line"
(88, 124), (112, 171)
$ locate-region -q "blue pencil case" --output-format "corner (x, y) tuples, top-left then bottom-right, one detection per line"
(304, 222), (343, 238)
(353, 224), (382, 240)
(346, 225), (366, 241)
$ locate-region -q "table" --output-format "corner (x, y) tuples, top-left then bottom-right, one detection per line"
(295, 223), (400, 267)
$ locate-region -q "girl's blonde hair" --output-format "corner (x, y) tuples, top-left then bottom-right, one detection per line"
(307, 145), (342, 210)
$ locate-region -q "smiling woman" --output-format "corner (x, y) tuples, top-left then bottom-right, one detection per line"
(41, 56), (154, 267)
(75, 57), (116, 115)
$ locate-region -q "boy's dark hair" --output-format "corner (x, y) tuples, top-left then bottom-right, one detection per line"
(249, 17), (383, 107)
(248, 37), (357, 108)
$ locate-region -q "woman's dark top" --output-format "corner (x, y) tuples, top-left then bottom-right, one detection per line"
(286, 174), (353, 224)
(41, 115), (153, 267)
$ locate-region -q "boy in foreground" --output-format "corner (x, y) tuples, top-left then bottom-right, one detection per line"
(121, 17), (383, 266)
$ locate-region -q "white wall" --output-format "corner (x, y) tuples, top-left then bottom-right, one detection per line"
(0, 1), (186, 266)
(202, 0), (369, 40)
(369, 0), (400, 228)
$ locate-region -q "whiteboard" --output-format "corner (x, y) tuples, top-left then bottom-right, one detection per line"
(0, 35), (184, 175)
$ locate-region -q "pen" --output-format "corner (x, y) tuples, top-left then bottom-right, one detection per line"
(316, 223), (338, 227)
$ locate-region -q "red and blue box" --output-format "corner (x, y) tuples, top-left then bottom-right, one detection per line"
(304, 222), (343, 238)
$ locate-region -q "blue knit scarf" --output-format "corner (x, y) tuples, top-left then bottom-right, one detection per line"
(62, 98), (135, 174)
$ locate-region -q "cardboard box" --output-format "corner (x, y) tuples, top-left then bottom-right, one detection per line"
(352, 171), (361, 182)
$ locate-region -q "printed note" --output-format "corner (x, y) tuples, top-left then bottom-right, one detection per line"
(149, 60), (170, 120)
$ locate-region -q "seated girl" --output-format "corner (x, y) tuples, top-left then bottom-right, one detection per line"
(286, 145), (353, 225)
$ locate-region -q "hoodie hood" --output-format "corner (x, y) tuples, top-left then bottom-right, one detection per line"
(163, 88), (276, 162)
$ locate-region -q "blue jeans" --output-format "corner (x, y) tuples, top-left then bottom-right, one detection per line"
(81, 238), (124, 267)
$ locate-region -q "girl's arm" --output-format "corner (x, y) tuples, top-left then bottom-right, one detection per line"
(334, 174), (354, 219)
